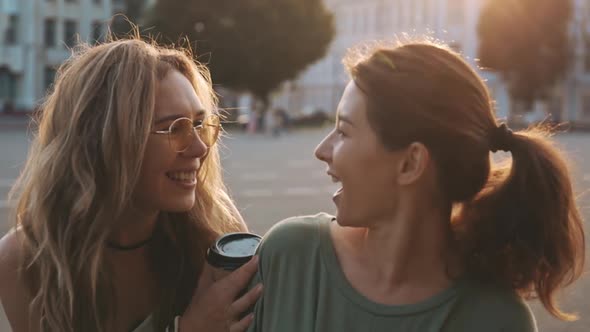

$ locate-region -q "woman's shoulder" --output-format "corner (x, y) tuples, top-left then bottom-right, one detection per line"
(0, 229), (21, 285)
(253, 213), (333, 283)
(261, 212), (333, 245)
(0, 229), (33, 331)
(450, 279), (537, 331)
(256, 213), (333, 256)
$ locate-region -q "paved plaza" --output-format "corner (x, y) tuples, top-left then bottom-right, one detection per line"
(0, 125), (589, 331)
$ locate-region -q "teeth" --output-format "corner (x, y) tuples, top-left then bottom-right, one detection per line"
(168, 171), (196, 182)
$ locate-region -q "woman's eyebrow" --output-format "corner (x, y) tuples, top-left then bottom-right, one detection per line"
(337, 114), (354, 127)
(155, 109), (206, 124)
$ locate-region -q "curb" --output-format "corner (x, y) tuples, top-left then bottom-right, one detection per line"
(0, 113), (37, 131)
(0, 122), (36, 131)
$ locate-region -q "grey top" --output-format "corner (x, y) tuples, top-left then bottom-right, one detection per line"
(131, 315), (156, 332)
(247, 213), (538, 332)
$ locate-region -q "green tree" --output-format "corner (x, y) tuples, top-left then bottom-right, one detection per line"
(148, 0), (335, 109)
(477, 0), (573, 110)
(111, 0), (150, 36)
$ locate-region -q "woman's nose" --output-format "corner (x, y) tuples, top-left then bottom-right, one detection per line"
(314, 133), (333, 163)
(182, 131), (209, 159)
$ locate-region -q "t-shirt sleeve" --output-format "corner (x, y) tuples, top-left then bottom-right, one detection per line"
(246, 213), (329, 332)
(499, 299), (537, 332)
(246, 268), (263, 332)
(447, 282), (539, 332)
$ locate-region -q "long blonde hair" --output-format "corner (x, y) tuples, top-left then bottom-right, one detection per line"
(10, 34), (244, 331)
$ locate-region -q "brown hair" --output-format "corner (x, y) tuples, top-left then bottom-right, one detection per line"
(345, 40), (585, 321)
(11, 34), (244, 332)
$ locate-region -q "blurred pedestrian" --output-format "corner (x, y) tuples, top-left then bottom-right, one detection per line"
(247, 109), (260, 134)
(2, 100), (15, 114)
(0, 35), (261, 332)
(279, 108), (290, 132)
(247, 41), (585, 332)
(268, 108), (284, 137)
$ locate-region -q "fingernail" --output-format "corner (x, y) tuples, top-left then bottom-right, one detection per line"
(252, 256), (259, 264)
(256, 284), (263, 292)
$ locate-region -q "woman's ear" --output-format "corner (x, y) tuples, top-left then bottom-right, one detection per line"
(396, 142), (430, 186)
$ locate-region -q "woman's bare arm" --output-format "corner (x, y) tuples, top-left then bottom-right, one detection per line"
(0, 231), (37, 332)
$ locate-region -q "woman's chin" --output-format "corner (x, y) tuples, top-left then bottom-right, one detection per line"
(162, 198), (195, 213)
(334, 210), (348, 226)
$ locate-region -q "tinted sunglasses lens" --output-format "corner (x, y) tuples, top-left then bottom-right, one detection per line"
(199, 115), (220, 147)
(169, 118), (194, 152)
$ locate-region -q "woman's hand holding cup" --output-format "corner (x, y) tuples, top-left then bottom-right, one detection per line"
(179, 232), (263, 332)
(179, 256), (262, 332)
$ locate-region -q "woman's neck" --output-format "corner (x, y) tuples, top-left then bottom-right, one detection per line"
(108, 207), (160, 251)
(332, 204), (459, 303)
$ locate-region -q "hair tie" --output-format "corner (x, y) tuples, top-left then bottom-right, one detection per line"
(489, 123), (514, 152)
(375, 52), (396, 71)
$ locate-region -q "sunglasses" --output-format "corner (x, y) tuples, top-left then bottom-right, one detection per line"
(151, 114), (221, 153)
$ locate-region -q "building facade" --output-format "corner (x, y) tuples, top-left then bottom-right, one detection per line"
(567, 0), (590, 126)
(0, 0), (113, 112)
(270, 0), (590, 126)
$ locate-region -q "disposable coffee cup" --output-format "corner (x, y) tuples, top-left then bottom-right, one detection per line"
(206, 232), (262, 281)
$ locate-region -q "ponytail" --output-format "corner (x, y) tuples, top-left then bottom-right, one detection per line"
(455, 126), (585, 321)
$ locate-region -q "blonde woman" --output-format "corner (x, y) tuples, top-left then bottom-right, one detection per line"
(0, 36), (261, 332)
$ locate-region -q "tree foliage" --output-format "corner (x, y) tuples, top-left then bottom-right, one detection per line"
(111, 0), (149, 36)
(477, 0), (573, 108)
(148, 0), (335, 104)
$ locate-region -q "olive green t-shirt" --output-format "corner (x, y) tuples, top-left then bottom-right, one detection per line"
(247, 213), (537, 332)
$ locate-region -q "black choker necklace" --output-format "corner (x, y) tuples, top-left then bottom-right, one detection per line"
(106, 235), (154, 251)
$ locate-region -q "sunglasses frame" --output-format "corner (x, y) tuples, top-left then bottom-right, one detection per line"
(151, 114), (222, 153)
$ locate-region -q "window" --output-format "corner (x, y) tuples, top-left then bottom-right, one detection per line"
(347, 10), (354, 33)
(336, 11), (346, 32)
(415, 0), (424, 26)
(447, 0), (464, 24)
(549, 95), (563, 122)
(585, 1), (590, 23)
(584, 40), (590, 72)
(407, 0), (416, 27)
(5, 15), (19, 44)
(45, 19), (56, 47)
(356, 10), (363, 33)
(45, 67), (57, 90)
(377, 3), (390, 31)
(423, 0), (434, 26)
(64, 20), (78, 48)
(582, 95), (590, 118)
(393, 1), (402, 30)
(92, 21), (103, 43)
(352, 11), (358, 33)
(0, 69), (17, 100)
(363, 7), (371, 33)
